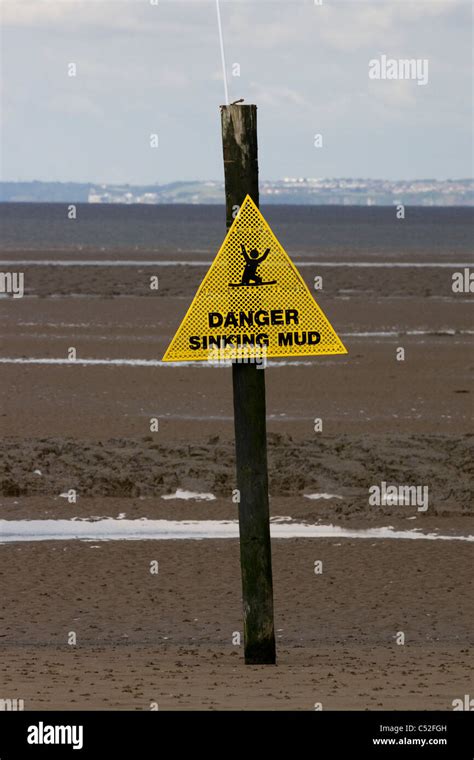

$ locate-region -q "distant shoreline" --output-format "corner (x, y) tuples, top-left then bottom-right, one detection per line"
(1, 179), (472, 206)
(1, 201), (473, 209)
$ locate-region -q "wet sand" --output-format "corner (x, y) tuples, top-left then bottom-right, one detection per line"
(0, 535), (472, 710)
(0, 242), (472, 709)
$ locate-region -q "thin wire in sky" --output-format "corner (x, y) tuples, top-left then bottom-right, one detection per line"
(215, 0), (229, 104)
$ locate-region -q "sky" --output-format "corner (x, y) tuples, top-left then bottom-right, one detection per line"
(1, 0), (472, 184)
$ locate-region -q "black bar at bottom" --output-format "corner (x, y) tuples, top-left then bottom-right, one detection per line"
(0, 711), (472, 758)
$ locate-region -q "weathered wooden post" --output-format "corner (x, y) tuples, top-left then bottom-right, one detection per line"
(164, 103), (345, 660)
(220, 104), (276, 665)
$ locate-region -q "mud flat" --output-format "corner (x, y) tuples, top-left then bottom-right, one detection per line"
(0, 209), (472, 709)
(0, 533), (472, 710)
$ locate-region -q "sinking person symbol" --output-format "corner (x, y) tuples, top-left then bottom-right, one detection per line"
(229, 244), (277, 288)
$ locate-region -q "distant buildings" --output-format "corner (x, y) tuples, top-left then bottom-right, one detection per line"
(258, 178), (473, 206)
(0, 178), (472, 205)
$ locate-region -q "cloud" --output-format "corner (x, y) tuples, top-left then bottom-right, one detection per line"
(2, 0), (100, 28)
(248, 81), (311, 109)
(1, 0), (211, 36)
(1, 0), (470, 181)
(368, 78), (417, 111)
(318, 5), (395, 52)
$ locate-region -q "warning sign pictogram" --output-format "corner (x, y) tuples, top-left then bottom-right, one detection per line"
(162, 195), (347, 362)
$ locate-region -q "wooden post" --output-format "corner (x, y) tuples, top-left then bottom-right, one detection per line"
(220, 104), (276, 665)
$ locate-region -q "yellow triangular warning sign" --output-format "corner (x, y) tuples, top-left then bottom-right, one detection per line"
(163, 195), (347, 362)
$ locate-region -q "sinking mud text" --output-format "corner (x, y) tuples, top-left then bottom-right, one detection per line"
(188, 309), (321, 350)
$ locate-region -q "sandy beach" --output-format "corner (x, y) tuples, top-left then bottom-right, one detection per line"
(1, 525), (472, 710)
(0, 215), (472, 710)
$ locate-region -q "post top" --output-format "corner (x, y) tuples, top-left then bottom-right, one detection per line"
(220, 103), (257, 109)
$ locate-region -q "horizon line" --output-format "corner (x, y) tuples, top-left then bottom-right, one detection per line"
(1, 178), (473, 185)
